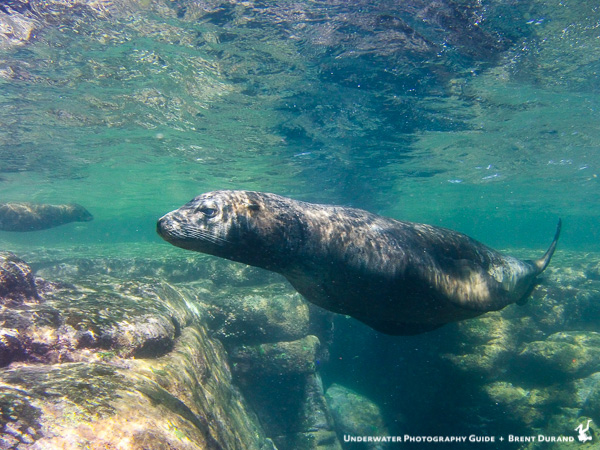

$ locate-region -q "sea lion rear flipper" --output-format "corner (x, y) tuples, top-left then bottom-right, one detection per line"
(532, 218), (562, 273)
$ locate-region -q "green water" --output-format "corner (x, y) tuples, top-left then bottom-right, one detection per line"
(0, 0), (598, 254)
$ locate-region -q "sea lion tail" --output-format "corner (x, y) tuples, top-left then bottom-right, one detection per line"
(533, 219), (562, 274)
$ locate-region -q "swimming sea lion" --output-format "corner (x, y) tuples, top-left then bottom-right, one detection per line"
(157, 190), (561, 335)
(0, 202), (93, 232)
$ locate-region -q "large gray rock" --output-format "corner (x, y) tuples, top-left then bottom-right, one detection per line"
(237, 371), (341, 450)
(0, 253), (274, 449)
(205, 288), (310, 344)
(230, 335), (320, 377)
(442, 312), (518, 376)
(0, 248), (343, 449)
(229, 335), (341, 450)
(325, 384), (389, 449)
(0, 252), (39, 304)
(0, 326), (274, 449)
(517, 332), (600, 380)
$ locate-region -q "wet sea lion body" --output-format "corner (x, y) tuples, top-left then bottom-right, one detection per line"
(0, 202), (93, 232)
(157, 190), (561, 335)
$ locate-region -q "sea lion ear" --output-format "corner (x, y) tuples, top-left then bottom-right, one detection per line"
(245, 202), (260, 211)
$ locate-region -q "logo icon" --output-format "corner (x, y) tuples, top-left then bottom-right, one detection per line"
(575, 419), (593, 443)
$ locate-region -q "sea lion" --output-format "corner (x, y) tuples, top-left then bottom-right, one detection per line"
(157, 190), (561, 335)
(0, 202), (93, 232)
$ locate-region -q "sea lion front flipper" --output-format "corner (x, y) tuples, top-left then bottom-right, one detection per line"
(435, 257), (510, 312)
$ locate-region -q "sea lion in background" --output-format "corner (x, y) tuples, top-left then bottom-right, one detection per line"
(157, 190), (561, 335)
(0, 202), (93, 232)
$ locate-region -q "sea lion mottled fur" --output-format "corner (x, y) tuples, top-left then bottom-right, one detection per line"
(0, 202), (93, 232)
(157, 190), (561, 335)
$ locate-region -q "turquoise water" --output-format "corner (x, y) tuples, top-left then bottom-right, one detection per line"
(1, 0), (598, 252)
(1, 0), (600, 447)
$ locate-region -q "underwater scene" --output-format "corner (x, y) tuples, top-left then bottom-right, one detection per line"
(1, 0), (600, 448)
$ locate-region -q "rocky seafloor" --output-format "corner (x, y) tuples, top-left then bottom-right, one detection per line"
(0, 244), (599, 449)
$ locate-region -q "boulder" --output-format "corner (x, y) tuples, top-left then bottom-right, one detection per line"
(0, 252), (39, 305)
(442, 312), (517, 376)
(230, 335), (320, 377)
(0, 253), (274, 449)
(517, 332), (600, 380)
(0, 325), (274, 449)
(325, 384), (389, 449)
(206, 287), (310, 344)
(0, 249), (341, 449)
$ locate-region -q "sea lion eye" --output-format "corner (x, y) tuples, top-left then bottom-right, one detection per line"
(198, 206), (218, 218)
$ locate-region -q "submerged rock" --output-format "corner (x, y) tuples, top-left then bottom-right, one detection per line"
(517, 332), (600, 381)
(0, 251), (39, 304)
(210, 278), (340, 449)
(0, 253), (42, 366)
(287, 373), (342, 450)
(32, 249), (280, 285)
(575, 374), (600, 433)
(0, 325), (272, 449)
(236, 371), (341, 450)
(0, 252), (276, 449)
(207, 287), (310, 344)
(230, 335), (320, 377)
(325, 384), (389, 449)
(0, 328), (24, 368)
(0, 249), (343, 449)
(483, 381), (572, 427)
(442, 312), (517, 376)
(0, 269), (201, 366)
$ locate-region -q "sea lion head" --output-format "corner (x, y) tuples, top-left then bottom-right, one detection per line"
(69, 203), (94, 222)
(157, 191), (236, 255)
(157, 190), (305, 271)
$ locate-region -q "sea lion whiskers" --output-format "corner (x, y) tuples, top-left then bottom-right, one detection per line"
(179, 224), (229, 245)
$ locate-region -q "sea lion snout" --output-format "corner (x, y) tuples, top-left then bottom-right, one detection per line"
(69, 203), (94, 222)
(156, 214), (176, 239)
(156, 216), (167, 237)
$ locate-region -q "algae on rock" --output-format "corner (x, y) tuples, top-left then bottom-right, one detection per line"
(0, 252), (274, 449)
(325, 384), (389, 449)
